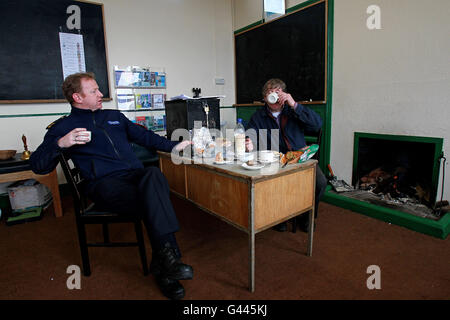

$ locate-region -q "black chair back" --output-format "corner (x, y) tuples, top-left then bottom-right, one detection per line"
(305, 128), (322, 161)
(59, 153), (86, 215)
(58, 152), (149, 276)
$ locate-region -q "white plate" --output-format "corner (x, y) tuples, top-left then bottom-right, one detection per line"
(214, 160), (234, 165)
(242, 163), (264, 170)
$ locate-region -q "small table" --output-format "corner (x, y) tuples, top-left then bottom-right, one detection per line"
(158, 152), (316, 292)
(0, 154), (63, 218)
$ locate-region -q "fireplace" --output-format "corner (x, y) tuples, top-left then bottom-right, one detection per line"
(348, 132), (444, 220)
(322, 132), (449, 239)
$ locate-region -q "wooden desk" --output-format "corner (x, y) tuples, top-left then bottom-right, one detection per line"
(0, 155), (63, 218)
(158, 152), (316, 292)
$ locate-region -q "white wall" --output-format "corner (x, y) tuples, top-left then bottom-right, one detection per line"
(333, 0), (450, 201)
(233, 0), (450, 201)
(0, 0), (236, 162)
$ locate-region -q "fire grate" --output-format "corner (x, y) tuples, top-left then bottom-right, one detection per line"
(333, 188), (439, 220)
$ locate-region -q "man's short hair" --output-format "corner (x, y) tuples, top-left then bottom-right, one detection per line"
(262, 78), (286, 98)
(62, 72), (96, 104)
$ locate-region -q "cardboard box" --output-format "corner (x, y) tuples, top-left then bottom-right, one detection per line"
(7, 179), (53, 211)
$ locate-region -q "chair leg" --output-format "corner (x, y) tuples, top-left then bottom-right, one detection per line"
(102, 223), (110, 243)
(134, 221), (149, 276)
(77, 222), (91, 276)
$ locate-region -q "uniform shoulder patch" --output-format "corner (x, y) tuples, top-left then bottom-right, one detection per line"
(46, 115), (68, 129)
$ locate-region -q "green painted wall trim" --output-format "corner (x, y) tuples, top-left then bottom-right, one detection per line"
(286, 0), (326, 13)
(0, 105), (235, 119)
(324, 0), (334, 175)
(234, 19), (264, 35)
(322, 188), (450, 239)
(0, 112), (69, 118)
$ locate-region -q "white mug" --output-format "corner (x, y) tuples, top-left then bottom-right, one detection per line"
(267, 92), (279, 104)
(259, 150), (274, 162)
(77, 130), (91, 143)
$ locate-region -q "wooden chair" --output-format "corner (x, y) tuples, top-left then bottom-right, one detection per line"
(59, 153), (149, 276)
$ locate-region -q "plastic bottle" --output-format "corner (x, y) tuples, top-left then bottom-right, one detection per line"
(234, 118), (246, 158)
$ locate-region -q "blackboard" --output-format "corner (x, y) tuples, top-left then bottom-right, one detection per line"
(235, 0), (326, 104)
(0, 0), (110, 103)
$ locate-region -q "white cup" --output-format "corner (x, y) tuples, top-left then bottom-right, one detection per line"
(78, 130), (91, 143)
(267, 92), (279, 104)
(259, 150), (274, 162)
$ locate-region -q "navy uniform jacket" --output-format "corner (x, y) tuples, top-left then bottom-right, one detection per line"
(30, 107), (178, 187)
(246, 103), (322, 153)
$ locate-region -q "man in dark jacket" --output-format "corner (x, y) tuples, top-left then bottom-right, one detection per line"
(246, 78), (327, 232)
(30, 72), (192, 300)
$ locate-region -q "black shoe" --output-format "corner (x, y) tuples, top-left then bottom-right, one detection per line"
(297, 215), (316, 233)
(155, 276), (185, 300)
(272, 222), (288, 232)
(150, 243), (193, 280)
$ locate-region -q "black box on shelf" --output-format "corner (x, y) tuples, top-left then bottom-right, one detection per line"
(165, 98), (220, 141)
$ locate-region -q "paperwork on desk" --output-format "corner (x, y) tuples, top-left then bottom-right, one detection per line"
(169, 94), (225, 101)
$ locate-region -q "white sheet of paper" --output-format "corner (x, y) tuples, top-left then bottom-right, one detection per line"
(59, 32), (86, 80)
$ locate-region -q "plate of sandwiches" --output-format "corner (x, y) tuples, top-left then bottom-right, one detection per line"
(214, 152), (234, 164)
(241, 160), (264, 170)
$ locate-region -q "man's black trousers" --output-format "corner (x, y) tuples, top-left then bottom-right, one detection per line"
(87, 167), (180, 250)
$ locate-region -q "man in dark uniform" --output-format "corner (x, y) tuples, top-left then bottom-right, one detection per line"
(30, 72), (192, 300)
(245, 78), (327, 232)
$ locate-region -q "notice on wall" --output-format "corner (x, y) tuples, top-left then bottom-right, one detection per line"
(59, 32), (86, 80)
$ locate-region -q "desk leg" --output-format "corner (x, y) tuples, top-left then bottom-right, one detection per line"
(249, 184), (255, 292)
(307, 206), (314, 256)
(34, 170), (63, 218)
(249, 229), (255, 292)
(307, 164), (316, 256)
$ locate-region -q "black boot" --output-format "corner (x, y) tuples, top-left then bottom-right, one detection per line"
(297, 213), (316, 233)
(155, 276), (185, 300)
(272, 222), (288, 232)
(150, 242), (193, 280)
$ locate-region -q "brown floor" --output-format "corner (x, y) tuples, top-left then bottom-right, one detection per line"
(0, 195), (449, 300)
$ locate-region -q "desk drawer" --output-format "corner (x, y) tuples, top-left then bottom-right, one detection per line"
(186, 166), (248, 229)
(254, 167), (314, 230)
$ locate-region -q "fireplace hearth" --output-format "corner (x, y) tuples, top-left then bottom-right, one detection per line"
(348, 163), (439, 220)
(346, 132), (444, 219)
(324, 132), (450, 237)
(336, 189), (437, 220)
(323, 132), (449, 239)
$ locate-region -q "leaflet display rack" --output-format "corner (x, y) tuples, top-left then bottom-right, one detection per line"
(114, 66), (167, 132)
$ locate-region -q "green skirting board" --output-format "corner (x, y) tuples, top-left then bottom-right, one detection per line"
(322, 186), (450, 239)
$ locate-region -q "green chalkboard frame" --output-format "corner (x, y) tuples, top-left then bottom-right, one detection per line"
(0, 0), (110, 104)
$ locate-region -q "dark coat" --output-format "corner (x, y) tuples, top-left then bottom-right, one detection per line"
(246, 103), (322, 153)
(30, 107), (177, 186)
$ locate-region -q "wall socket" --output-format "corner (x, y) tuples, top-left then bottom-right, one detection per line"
(215, 77), (225, 85)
